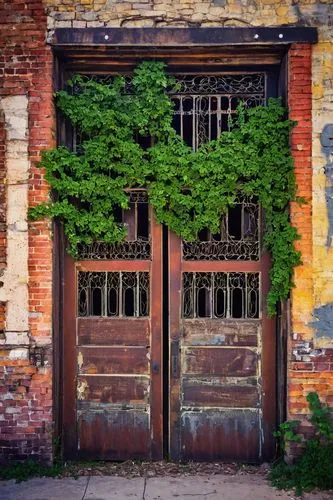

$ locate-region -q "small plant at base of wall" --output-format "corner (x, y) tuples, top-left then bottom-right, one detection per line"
(270, 392), (333, 496)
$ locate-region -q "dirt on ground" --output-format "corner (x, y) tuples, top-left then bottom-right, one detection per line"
(62, 459), (269, 479)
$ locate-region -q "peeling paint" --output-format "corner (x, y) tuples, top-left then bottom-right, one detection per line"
(321, 124), (333, 248)
(77, 351), (83, 371)
(77, 379), (88, 401)
(309, 302), (333, 346)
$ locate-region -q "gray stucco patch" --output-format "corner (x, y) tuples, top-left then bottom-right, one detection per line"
(320, 124), (333, 248)
(309, 302), (333, 340)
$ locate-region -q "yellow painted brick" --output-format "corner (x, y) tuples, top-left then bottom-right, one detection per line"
(276, 6), (288, 16)
(58, 6), (75, 11)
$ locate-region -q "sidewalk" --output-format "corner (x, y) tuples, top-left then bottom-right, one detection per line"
(0, 474), (332, 500)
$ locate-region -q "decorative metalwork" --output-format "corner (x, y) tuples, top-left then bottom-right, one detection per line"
(78, 190), (151, 260)
(78, 271), (150, 317)
(173, 74), (265, 95)
(71, 74), (266, 260)
(182, 272), (260, 319)
(75, 73), (265, 151)
(170, 74), (266, 150)
(29, 346), (46, 368)
(127, 190), (149, 204)
(78, 240), (151, 261)
(183, 198), (260, 261)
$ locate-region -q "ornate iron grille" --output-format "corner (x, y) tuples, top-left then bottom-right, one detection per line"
(170, 73), (266, 151)
(78, 271), (150, 317)
(77, 190), (151, 260)
(71, 74), (265, 261)
(182, 272), (260, 319)
(74, 73), (265, 152)
(183, 198), (260, 261)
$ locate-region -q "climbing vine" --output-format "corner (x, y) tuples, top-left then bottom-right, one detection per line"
(29, 61), (301, 315)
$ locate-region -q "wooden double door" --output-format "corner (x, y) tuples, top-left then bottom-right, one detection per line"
(62, 192), (276, 462)
(61, 71), (277, 461)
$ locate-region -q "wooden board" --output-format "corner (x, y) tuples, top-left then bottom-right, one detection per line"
(77, 347), (149, 375)
(77, 375), (149, 405)
(183, 347), (258, 377)
(77, 318), (150, 346)
(182, 378), (259, 408)
(183, 319), (259, 347)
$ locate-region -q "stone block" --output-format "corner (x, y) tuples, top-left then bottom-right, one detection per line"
(6, 158), (29, 184)
(54, 12), (75, 20)
(1, 96), (28, 142)
(55, 20), (72, 27)
(9, 348), (29, 360)
(72, 20), (87, 27)
(4, 331), (30, 345)
(77, 12), (98, 20)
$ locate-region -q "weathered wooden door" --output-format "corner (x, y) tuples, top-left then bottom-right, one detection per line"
(62, 71), (276, 462)
(168, 73), (276, 462)
(169, 211), (276, 462)
(63, 191), (163, 460)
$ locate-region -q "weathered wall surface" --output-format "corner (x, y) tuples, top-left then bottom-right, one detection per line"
(44, 0), (332, 30)
(0, 0), (54, 462)
(44, 0), (333, 445)
(0, 0), (332, 462)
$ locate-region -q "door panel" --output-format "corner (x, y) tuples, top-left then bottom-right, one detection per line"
(63, 196), (163, 460)
(181, 410), (261, 461)
(78, 410), (150, 460)
(169, 222), (276, 462)
(77, 318), (150, 346)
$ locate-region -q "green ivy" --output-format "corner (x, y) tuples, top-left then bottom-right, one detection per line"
(270, 392), (333, 495)
(29, 61), (301, 315)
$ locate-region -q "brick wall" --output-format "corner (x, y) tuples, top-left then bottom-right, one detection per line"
(288, 44), (333, 432)
(0, 0), (54, 463)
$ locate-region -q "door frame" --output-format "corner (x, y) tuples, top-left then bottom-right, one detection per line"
(51, 31), (317, 458)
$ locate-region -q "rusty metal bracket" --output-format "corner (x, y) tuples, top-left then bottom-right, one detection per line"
(29, 346), (45, 367)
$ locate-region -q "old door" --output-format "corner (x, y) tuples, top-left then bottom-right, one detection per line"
(62, 71), (276, 462)
(63, 191), (163, 460)
(168, 73), (276, 462)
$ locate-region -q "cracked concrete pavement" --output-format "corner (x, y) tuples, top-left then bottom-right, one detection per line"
(0, 474), (332, 500)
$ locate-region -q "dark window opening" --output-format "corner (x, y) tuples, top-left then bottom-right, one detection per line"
(124, 288), (135, 317)
(108, 288), (118, 316)
(231, 288), (244, 319)
(228, 204), (242, 240)
(92, 288), (102, 316)
(197, 287), (211, 318)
